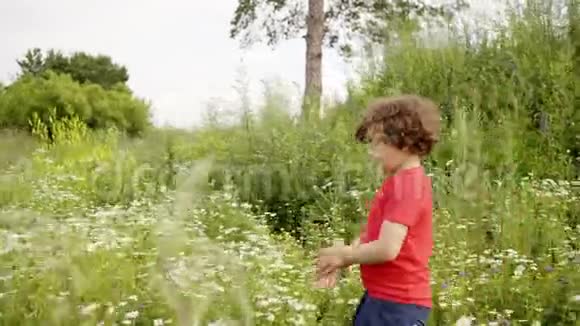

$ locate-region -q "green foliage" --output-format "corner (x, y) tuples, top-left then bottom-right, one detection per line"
(6, 48), (145, 136)
(17, 48), (129, 89)
(345, 0), (578, 179)
(16, 48), (44, 75)
(0, 130), (358, 325)
(0, 121), (577, 325)
(0, 71), (151, 136)
(30, 108), (89, 145)
(322, 0), (467, 55)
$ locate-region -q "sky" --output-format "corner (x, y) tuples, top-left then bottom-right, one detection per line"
(0, 0), (504, 129)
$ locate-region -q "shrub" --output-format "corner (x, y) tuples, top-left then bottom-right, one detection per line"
(0, 71), (151, 136)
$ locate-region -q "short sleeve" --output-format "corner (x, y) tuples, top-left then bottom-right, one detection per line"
(381, 172), (428, 227)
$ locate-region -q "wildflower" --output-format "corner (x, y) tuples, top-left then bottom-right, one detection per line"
(124, 310), (139, 320)
(288, 300), (305, 311)
(289, 314), (306, 325)
(347, 298), (359, 305)
(513, 264), (525, 278)
(79, 303), (99, 315)
(455, 316), (474, 326)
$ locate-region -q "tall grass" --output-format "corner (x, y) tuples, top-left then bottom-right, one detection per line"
(0, 97), (577, 325)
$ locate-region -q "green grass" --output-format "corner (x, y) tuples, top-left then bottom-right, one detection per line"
(0, 129), (37, 170)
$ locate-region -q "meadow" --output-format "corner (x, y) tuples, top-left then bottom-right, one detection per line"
(0, 1), (579, 325)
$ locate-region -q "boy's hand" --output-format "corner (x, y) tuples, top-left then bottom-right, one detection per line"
(313, 270), (339, 288)
(316, 245), (352, 279)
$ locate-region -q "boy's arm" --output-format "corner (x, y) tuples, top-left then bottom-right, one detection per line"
(351, 236), (360, 247)
(351, 222), (366, 247)
(343, 220), (407, 265)
(346, 236), (360, 272)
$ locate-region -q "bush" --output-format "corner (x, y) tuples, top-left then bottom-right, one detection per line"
(0, 71), (151, 136)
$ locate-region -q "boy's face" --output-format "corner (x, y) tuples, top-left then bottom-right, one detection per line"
(368, 137), (410, 174)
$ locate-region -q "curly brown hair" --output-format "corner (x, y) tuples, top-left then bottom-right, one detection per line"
(355, 95), (441, 157)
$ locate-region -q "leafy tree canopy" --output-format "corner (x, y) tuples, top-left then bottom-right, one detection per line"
(17, 48), (129, 90)
(230, 0), (468, 56)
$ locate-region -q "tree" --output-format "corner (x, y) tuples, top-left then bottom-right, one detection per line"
(568, 0), (579, 172)
(303, 0), (324, 121)
(16, 48), (45, 76)
(16, 48), (129, 90)
(229, 0), (468, 120)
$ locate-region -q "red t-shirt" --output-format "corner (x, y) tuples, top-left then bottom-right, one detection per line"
(359, 166), (433, 308)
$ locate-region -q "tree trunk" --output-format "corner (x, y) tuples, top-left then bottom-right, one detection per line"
(302, 0), (324, 121)
(569, 0), (580, 174)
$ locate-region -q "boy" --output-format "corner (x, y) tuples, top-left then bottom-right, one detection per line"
(315, 95), (440, 325)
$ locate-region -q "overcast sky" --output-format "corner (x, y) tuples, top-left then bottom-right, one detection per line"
(0, 0), (503, 129)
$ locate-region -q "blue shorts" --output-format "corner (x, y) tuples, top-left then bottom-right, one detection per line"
(353, 292), (431, 326)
